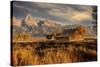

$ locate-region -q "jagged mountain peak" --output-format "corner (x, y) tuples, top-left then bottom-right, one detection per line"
(25, 14), (33, 21)
(12, 14), (63, 36)
(23, 14), (38, 26)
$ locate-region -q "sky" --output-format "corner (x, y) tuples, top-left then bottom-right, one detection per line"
(12, 1), (97, 25)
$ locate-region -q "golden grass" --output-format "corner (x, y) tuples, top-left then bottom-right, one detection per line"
(11, 42), (97, 66)
(13, 33), (48, 42)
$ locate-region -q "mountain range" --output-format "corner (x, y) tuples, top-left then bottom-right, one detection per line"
(12, 14), (63, 37)
(12, 14), (96, 37)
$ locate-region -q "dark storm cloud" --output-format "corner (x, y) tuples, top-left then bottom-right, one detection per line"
(12, 1), (97, 25)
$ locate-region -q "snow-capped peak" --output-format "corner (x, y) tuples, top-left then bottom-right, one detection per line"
(24, 14), (37, 26)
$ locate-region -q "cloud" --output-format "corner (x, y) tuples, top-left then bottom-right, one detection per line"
(70, 11), (93, 22)
(66, 6), (95, 24)
(47, 4), (94, 25)
(13, 3), (32, 12)
(12, 1), (96, 25)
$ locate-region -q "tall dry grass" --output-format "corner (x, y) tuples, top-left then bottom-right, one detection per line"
(11, 43), (97, 66)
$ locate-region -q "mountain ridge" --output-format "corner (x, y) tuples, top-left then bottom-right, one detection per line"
(12, 14), (63, 37)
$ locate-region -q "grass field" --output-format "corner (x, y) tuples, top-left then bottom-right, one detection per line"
(11, 39), (97, 66)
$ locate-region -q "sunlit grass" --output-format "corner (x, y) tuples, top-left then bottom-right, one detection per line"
(12, 42), (97, 66)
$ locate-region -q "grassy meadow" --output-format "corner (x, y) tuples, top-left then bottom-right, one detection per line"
(11, 38), (97, 66)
